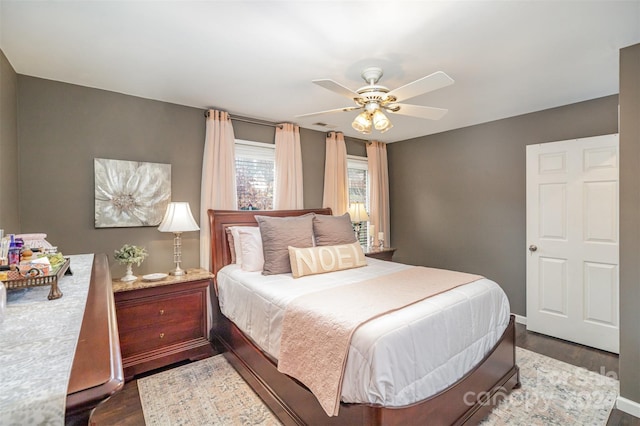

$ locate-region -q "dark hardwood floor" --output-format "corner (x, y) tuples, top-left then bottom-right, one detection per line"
(516, 323), (637, 426)
(88, 323), (640, 425)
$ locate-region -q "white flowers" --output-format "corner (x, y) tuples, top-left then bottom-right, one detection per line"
(94, 158), (171, 227)
(114, 244), (148, 267)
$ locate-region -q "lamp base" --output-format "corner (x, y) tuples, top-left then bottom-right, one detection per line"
(169, 232), (186, 276)
(169, 268), (186, 276)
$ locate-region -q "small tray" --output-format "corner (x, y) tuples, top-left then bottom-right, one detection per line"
(142, 273), (168, 282)
(4, 257), (71, 300)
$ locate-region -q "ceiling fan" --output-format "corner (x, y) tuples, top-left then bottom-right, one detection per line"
(296, 67), (454, 134)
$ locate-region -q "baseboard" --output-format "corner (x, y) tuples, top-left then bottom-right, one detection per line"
(616, 396), (640, 418)
(513, 314), (527, 325)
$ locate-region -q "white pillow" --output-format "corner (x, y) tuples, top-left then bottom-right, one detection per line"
(228, 226), (258, 266)
(237, 227), (264, 272)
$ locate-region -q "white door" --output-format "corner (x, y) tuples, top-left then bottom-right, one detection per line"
(526, 134), (619, 353)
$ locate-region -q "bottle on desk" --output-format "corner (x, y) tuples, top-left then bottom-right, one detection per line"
(8, 235), (20, 266)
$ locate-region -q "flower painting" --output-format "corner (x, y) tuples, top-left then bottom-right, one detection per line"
(94, 158), (171, 228)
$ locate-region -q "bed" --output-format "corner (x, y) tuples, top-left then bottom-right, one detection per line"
(208, 208), (519, 425)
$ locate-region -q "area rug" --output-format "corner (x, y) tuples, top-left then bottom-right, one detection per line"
(481, 348), (618, 425)
(138, 355), (281, 425)
(138, 349), (618, 426)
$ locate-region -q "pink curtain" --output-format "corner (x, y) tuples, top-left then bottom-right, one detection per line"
(322, 131), (349, 215)
(274, 123), (304, 209)
(200, 110), (237, 271)
(367, 141), (390, 247)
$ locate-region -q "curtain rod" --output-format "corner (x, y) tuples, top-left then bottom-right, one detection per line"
(204, 110), (283, 129)
(326, 131), (370, 145)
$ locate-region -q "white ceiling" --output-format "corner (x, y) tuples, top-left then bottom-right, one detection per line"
(1, 1), (639, 143)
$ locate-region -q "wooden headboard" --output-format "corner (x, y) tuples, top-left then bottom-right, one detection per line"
(207, 208), (332, 279)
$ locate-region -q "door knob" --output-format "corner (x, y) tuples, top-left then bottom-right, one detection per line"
(529, 245), (538, 252)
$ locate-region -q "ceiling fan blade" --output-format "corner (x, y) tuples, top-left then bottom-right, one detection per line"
(387, 103), (449, 120)
(313, 79), (361, 100)
(386, 71), (454, 102)
(295, 105), (362, 118)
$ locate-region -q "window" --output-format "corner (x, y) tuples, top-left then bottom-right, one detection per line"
(347, 155), (369, 245)
(234, 144), (369, 225)
(235, 140), (275, 210)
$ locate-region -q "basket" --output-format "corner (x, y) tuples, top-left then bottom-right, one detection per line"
(3, 257), (71, 300)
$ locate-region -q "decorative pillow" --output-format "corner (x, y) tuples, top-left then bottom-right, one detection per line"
(237, 227), (264, 272)
(228, 226), (258, 266)
(313, 213), (357, 246)
(256, 214), (315, 275)
(288, 242), (367, 278)
(225, 228), (236, 263)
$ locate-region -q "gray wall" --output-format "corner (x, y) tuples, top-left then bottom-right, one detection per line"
(619, 42), (640, 407)
(387, 95), (619, 316)
(0, 49), (19, 232)
(17, 76), (206, 278)
(15, 76), (363, 279)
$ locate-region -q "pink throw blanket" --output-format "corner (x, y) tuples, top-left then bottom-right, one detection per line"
(277, 266), (483, 416)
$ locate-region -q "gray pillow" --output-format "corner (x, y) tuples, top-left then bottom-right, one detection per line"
(256, 214), (315, 275)
(313, 213), (357, 246)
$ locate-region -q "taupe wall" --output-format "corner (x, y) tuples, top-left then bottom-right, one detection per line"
(387, 95), (619, 315)
(619, 42), (640, 407)
(15, 76), (363, 279)
(17, 76), (206, 278)
(0, 49), (19, 232)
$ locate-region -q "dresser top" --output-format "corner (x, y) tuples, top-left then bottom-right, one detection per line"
(1, 254), (94, 425)
(112, 268), (213, 293)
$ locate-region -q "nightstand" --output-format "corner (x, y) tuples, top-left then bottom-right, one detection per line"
(112, 269), (214, 380)
(363, 246), (396, 261)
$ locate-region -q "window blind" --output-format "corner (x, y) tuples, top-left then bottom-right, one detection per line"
(235, 141), (275, 210)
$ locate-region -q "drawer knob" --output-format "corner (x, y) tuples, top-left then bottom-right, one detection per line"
(159, 309), (165, 316)
(159, 333), (165, 339)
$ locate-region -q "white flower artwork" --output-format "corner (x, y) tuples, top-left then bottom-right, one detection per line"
(94, 158), (171, 228)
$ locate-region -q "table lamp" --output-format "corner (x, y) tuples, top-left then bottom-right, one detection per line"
(158, 202), (199, 276)
(348, 202), (369, 243)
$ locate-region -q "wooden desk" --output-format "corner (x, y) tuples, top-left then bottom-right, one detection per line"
(1, 253), (122, 425)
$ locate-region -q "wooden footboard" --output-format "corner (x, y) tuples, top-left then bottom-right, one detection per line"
(213, 311), (519, 426)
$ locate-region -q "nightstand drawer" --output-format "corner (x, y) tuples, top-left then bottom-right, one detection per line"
(116, 291), (203, 333)
(119, 318), (204, 356)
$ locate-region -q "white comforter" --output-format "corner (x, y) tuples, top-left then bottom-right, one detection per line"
(216, 258), (510, 407)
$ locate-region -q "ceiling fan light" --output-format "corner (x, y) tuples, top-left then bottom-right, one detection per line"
(352, 112), (371, 134)
(372, 109), (391, 131)
(379, 121), (393, 133)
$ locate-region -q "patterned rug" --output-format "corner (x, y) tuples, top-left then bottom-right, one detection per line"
(481, 348), (618, 425)
(138, 348), (618, 426)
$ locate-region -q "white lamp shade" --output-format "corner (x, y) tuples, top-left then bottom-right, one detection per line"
(158, 202), (200, 233)
(348, 202), (369, 223)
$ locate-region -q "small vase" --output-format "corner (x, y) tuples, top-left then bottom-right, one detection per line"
(121, 263), (137, 282)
